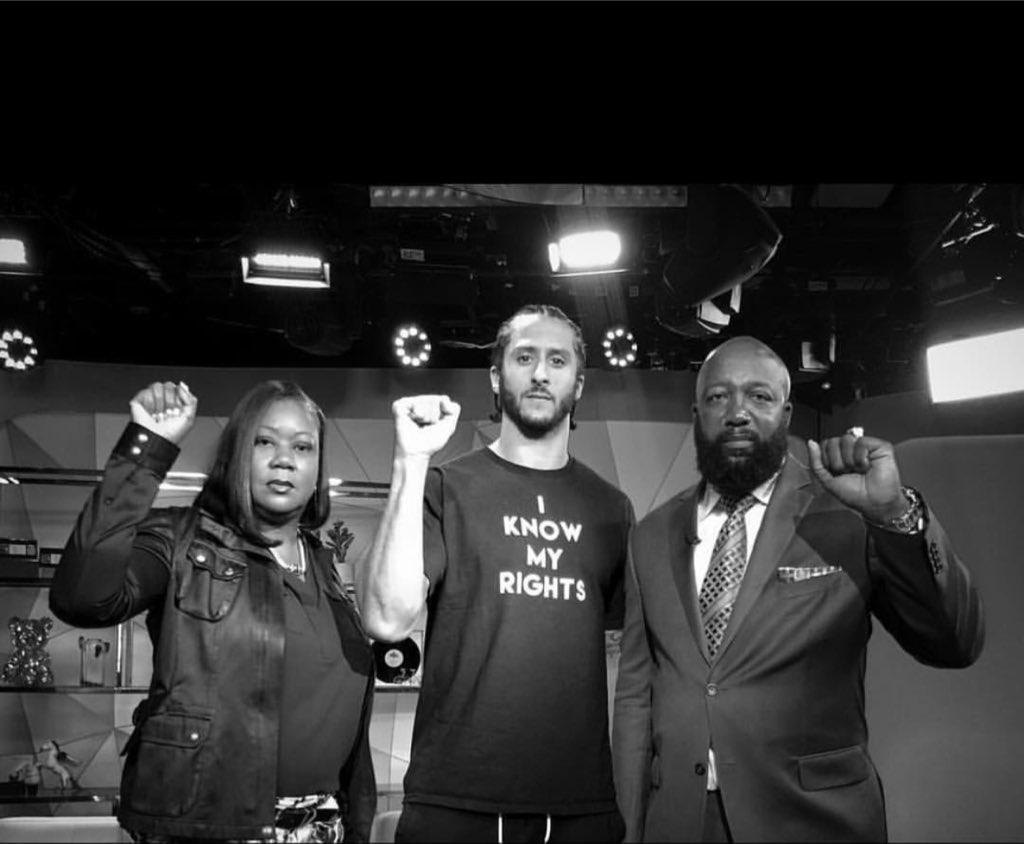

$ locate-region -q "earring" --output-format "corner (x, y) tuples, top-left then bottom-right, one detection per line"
(489, 393), (502, 424)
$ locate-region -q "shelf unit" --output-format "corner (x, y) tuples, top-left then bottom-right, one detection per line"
(0, 786), (119, 808)
(1, 579), (143, 691)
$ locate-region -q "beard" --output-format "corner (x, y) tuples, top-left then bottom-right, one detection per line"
(694, 417), (789, 496)
(498, 378), (575, 440)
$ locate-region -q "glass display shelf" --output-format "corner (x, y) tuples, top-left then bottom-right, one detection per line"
(0, 786), (120, 806)
(0, 686), (148, 694)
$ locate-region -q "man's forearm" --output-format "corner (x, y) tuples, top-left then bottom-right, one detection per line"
(357, 455), (431, 641)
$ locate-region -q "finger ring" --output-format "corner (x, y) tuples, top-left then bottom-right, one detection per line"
(845, 426), (864, 438)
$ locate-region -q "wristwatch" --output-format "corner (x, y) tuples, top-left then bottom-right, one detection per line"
(877, 486), (926, 534)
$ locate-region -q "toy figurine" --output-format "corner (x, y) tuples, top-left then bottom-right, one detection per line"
(1, 616), (55, 687)
(38, 740), (80, 789)
(79, 635), (112, 686)
(8, 754), (43, 796)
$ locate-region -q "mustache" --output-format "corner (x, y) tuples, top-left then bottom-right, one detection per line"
(717, 430), (758, 442)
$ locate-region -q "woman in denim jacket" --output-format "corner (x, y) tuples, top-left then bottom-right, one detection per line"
(50, 380), (377, 842)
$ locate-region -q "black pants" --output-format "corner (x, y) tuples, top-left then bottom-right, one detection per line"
(395, 802), (625, 843)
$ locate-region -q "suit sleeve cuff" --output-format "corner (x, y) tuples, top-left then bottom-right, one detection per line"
(112, 422), (180, 477)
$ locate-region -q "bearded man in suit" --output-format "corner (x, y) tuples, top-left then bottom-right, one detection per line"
(612, 336), (984, 843)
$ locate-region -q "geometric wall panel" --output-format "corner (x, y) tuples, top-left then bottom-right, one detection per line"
(20, 485), (92, 549)
(431, 420), (477, 469)
(0, 425), (13, 464)
(0, 486), (34, 555)
(22, 693), (112, 754)
(606, 421), (691, 519)
(328, 420), (397, 484)
(568, 421), (621, 491)
(7, 421), (69, 470)
(0, 695), (38, 756)
(648, 423), (701, 514)
(94, 414), (129, 471)
(9, 415), (96, 477)
(470, 420), (500, 452)
(162, 416), (225, 478)
(322, 421), (376, 484)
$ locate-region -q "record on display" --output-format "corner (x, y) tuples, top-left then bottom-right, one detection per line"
(372, 637), (422, 684)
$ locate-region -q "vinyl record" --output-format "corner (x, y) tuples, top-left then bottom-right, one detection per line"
(372, 637), (421, 684)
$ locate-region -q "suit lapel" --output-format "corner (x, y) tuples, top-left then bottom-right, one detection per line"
(669, 488), (710, 663)
(714, 456), (815, 663)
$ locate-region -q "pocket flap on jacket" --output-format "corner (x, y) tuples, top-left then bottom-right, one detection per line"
(140, 711), (212, 749)
(186, 540), (246, 579)
(797, 745), (869, 790)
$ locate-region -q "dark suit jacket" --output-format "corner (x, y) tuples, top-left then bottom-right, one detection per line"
(612, 455), (984, 843)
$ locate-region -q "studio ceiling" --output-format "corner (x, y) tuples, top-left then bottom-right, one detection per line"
(2, 182), (1022, 410)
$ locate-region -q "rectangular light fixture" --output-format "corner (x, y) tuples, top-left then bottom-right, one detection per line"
(926, 326), (1024, 402)
(548, 230), (626, 276)
(241, 252), (330, 288)
(0, 237), (29, 269)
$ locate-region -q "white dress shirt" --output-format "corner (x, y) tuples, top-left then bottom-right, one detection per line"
(695, 467), (782, 790)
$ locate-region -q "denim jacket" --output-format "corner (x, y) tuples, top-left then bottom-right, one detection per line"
(50, 422), (377, 841)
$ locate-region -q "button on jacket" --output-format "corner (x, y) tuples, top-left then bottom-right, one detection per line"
(49, 423), (377, 842)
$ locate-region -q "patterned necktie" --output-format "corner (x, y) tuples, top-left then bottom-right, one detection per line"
(699, 493), (757, 658)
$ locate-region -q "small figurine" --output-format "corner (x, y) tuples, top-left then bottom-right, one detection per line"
(38, 740), (80, 789)
(79, 635), (112, 686)
(8, 754), (43, 796)
(1, 616), (55, 687)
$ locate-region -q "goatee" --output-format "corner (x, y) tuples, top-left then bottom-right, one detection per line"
(498, 380), (574, 440)
(694, 418), (789, 496)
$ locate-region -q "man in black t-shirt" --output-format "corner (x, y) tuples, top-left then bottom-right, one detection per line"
(359, 305), (633, 843)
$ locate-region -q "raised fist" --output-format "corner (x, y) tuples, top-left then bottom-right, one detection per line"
(392, 394), (461, 460)
(129, 381), (198, 445)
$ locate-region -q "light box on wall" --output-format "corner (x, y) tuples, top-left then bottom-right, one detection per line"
(926, 326), (1024, 403)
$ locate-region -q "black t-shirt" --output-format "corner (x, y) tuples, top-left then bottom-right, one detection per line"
(404, 447), (634, 814)
(277, 547), (364, 796)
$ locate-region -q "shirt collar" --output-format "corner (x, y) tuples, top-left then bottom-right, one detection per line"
(698, 460), (784, 522)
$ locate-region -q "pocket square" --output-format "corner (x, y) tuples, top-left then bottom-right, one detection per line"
(777, 565), (842, 583)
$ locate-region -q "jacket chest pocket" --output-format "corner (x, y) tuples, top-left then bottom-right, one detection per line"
(175, 540), (246, 621)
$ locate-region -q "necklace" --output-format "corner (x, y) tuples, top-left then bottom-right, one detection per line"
(270, 535), (306, 579)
